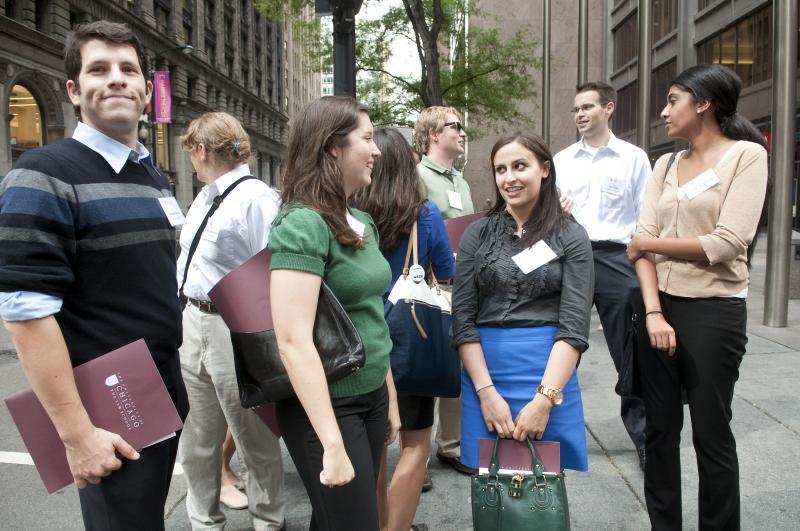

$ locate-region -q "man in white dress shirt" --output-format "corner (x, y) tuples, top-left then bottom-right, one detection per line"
(554, 81), (651, 468)
(176, 112), (285, 531)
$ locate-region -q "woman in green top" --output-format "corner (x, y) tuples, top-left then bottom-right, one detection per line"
(268, 96), (401, 531)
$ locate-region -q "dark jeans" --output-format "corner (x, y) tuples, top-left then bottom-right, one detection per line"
(638, 294), (747, 531)
(592, 243), (647, 449)
(78, 371), (187, 531)
(277, 383), (389, 531)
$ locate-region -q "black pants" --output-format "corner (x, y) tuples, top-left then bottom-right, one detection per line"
(592, 243), (647, 449)
(638, 294), (747, 531)
(78, 366), (187, 531)
(277, 384), (389, 531)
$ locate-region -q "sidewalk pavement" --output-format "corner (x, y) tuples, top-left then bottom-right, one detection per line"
(1, 237), (798, 530)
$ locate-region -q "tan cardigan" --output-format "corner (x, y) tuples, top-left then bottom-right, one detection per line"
(637, 140), (768, 298)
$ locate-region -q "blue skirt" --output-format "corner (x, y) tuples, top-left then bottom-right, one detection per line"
(460, 326), (588, 472)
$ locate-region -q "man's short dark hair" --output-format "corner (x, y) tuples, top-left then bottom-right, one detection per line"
(576, 81), (617, 106)
(64, 21), (148, 84)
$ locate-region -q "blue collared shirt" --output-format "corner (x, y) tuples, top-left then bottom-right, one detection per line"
(0, 122), (153, 321)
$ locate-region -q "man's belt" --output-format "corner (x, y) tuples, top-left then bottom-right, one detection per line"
(591, 240), (627, 251)
(187, 297), (219, 314)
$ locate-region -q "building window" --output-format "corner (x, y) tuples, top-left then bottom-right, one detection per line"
(652, 0), (677, 42)
(8, 85), (43, 158)
(650, 60), (676, 121)
(205, 0), (215, 28)
(614, 82), (637, 134)
(698, 0), (716, 11)
(34, 0), (49, 32)
(155, 1), (170, 35)
(182, 1), (194, 45)
(613, 13), (638, 70)
(696, 5), (772, 88)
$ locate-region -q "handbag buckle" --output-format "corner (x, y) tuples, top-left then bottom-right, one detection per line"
(509, 473), (525, 498)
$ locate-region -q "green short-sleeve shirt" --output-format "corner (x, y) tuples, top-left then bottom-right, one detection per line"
(268, 205), (392, 398)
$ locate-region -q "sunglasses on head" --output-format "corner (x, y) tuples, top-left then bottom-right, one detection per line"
(443, 121), (464, 132)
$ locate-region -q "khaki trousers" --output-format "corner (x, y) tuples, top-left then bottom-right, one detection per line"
(178, 305), (285, 530)
(434, 396), (462, 458)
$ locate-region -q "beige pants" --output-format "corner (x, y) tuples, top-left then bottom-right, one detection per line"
(178, 305), (285, 530)
(434, 396), (462, 458)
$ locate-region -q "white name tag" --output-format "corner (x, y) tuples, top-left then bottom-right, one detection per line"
(681, 169), (720, 200)
(447, 190), (463, 210)
(158, 196), (186, 226)
(202, 225), (219, 242)
(602, 177), (624, 196)
(512, 240), (557, 274)
(346, 212), (365, 237)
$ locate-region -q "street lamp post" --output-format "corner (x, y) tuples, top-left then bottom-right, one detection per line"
(316, 0), (363, 98)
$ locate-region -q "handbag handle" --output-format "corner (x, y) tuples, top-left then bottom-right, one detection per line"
(402, 220), (420, 277)
(402, 221), (443, 290)
(488, 436), (549, 480)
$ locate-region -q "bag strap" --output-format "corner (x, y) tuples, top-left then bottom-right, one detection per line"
(660, 151), (678, 184)
(402, 220), (420, 277)
(179, 175), (256, 296)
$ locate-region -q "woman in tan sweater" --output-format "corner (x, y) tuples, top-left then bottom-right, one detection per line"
(627, 64), (768, 531)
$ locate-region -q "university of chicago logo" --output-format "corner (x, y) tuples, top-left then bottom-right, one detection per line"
(106, 373), (143, 431)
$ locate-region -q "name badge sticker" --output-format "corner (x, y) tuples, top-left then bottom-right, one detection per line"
(346, 212), (365, 237)
(512, 240), (558, 275)
(602, 177), (624, 196)
(158, 196), (186, 226)
(447, 190), (464, 210)
(682, 169), (720, 200)
(202, 224), (219, 242)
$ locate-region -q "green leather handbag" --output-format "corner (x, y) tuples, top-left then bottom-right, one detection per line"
(471, 437), (570, 530)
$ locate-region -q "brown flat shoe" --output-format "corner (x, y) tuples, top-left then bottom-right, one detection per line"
(436, 452), (477, 476)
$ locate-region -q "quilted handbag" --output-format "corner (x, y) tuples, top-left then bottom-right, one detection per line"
(384, 221), (460, 397)
(472, 437), (570, 531)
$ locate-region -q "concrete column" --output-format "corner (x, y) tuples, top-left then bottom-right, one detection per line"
(635, 0), (651, 152)
(542, 0), (550, 144)
(764, 1), (798, 327)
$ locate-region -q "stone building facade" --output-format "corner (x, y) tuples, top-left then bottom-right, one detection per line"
(1, 0), (319, 209)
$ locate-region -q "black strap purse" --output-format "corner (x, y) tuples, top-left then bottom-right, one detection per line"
(208, 248), (366, 407)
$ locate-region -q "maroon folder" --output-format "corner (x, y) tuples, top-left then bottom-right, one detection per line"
(254, 404), (280, 437)
(208, 249), (281, 438)
(444, 211), (487, 253)
(4, 339), (183, 493)
(208, 247), (272, 333)
(478, 438), (561, 475)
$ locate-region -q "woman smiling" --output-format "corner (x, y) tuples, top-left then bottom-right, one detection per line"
(452, 131), (594, 472)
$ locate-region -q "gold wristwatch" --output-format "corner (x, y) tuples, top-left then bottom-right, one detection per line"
(536, 385), (564, 406)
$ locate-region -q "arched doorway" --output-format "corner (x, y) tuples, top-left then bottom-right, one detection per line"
(8, 84), (44, 163)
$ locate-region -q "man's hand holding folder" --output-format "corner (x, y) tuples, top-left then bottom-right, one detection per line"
(5, 338), (182, 493)
(62, 425), (140, 488)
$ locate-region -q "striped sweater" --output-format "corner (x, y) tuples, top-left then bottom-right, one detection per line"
(0, 139), (183, 387)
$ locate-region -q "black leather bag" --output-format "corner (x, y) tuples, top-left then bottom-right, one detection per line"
(231, 281), (365, 407)
(208, 248), (365, 407)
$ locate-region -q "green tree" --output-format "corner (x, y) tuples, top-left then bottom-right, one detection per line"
(257, 0), (542, 132)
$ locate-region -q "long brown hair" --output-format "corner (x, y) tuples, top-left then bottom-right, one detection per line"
(281, 96), (369, 249)
(488, 131), (567, 248)
(351, 127), (425, 253)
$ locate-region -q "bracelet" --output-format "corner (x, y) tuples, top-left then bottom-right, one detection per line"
(476, 384), (495, 394)
(645, 310), (663, 317)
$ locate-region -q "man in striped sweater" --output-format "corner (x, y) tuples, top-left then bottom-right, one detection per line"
(0, 21), (187, 530)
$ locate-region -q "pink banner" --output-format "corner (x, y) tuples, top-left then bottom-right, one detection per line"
(153, 70), (172, 124)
